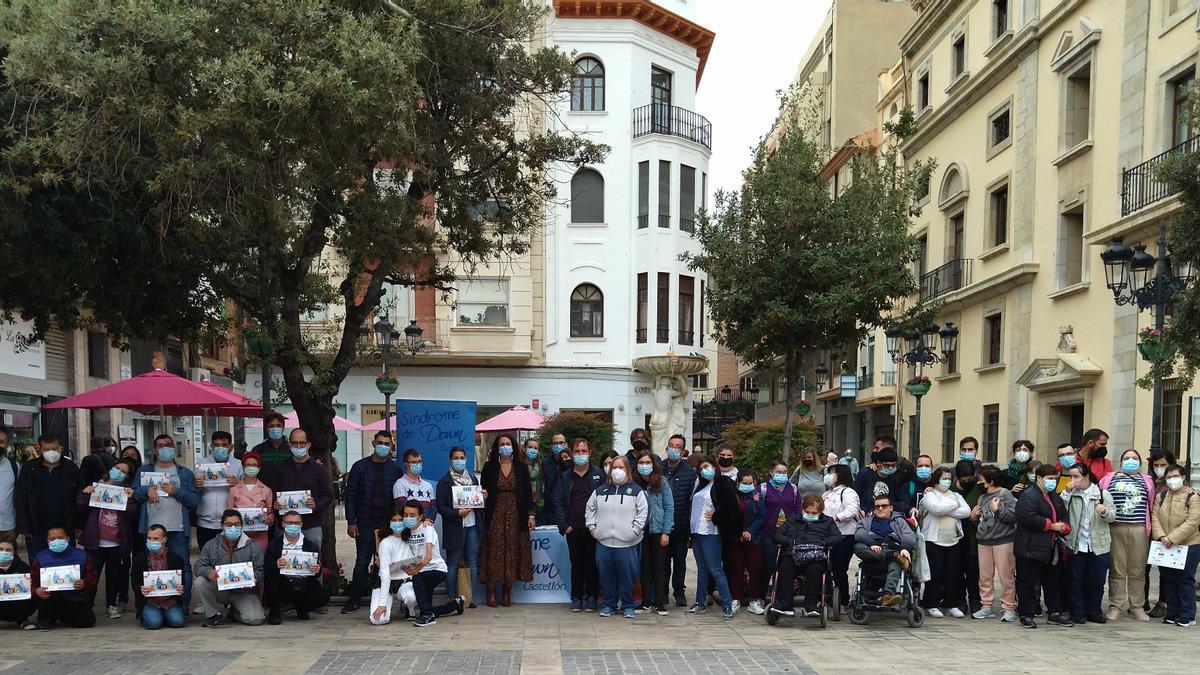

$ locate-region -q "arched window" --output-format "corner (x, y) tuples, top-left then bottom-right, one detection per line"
(570, 169), (604, 223)
(570, 284), (604, 337)
(571, 57), (605, 111)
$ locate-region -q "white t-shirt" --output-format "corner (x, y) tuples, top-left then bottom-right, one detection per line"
(376, 525), (447, 592)
(690, 484), (717, 536)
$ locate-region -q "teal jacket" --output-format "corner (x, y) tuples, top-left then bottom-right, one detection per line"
(639, 481), (675, 535)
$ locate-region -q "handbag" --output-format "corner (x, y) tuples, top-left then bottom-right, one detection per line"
(791, 543), (827, 564)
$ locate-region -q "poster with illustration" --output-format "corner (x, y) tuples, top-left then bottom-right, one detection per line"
(0, 573), (31, 601)
(281, 551), (319, 577)
(277, 490), (312, 515)
(452, 485), (485, 509)
(143, 570), (183, 597)
(199, 463), (229, 482)
(42, 564), (80, 592)
(215, 562), (256, 591)
(238, 507), (268, 532)
(88, 483), (129, 511)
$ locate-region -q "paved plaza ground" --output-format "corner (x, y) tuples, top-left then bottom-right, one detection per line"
(1, 519), (1194, 674)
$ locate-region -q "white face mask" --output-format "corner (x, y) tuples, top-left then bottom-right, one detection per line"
(1166, 476), (1184, 491)
(610, 468), (627, 484)
(1014, 450), (1031, 464)
(1154, 467), (1167, 478)
(42, 450), (62, 464)
(823, 473), (835, 487)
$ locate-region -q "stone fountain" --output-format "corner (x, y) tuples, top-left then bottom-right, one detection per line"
(632, 351), (709, 456)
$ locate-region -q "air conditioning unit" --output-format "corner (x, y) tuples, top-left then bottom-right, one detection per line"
(188, 367), (212, 382)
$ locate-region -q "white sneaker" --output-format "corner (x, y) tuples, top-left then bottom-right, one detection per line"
(747, 600), (766, 615)
(729, 600), (741, 615)
(926, 608), (944, 618)
(972, 607), (995, 619)
(1001, 609), (1018, 623)
(192, 606), (206, 615)
(947, 607), (965, 618)
(106, 605), (121, 619)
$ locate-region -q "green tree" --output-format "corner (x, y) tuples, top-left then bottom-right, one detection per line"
(536, 410), (617, 464)
(721, 418), (819, 480)
(683, 91), (931, 462)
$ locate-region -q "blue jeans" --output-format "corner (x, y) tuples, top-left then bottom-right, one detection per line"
(595, 543), (640, 612)
(165, 531), (192, 608)
(692, 534), (731, 609)
(1066, 550), (1109, 618)
(348, 526), (379, 603)
(1161, 544), (1200, 623)
(444, 524), (480, 599)
(141, 602), (186, 630)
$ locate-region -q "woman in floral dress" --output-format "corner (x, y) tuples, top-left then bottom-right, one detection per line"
(479, 434), (535, 607)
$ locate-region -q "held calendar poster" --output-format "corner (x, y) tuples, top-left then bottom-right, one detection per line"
(199, 463), (229, 482)
(88, 483), (129, 511)
(42, 565), (80, 592)
(277, 490), (312, 515)
(238, 507), (268, 532)
(143, 570), (183, 597)
(215, 562), (255, 591)
(0, 573), (31, 601)
(281, 551), (319, 577)
(451, 485), (485, 509)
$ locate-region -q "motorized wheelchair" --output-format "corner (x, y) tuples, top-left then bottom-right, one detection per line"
(763, 547), (839, 628)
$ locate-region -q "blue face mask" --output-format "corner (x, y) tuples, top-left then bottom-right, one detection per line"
(880, 467), (897, 476)
(552, 443), (566, 453)
(738, 483), (755, 494)
(770, 472), (788, 486)
(291, 446), (309, 458)
(1042, 478), (1058, 492)
(223, 526), (242, 541)
(145, 540), (164, 553)
(408, 462), (423, 476)
(0, 551), (13, 564)
(403, 516), (418, 530)
(498, 445), (513, 457)
(915, 467), (932, 481)
(700, 467), (716, 481)
(48, 539), (70, 554)
(389, 521), (405, 534)
(667, 448), (682, 461)
(637, 464), (653, 476)
(1121, 458), (1140, 474)
(960, 452), (976, 462)
(525, 448), (539, 460)
(109, 467), (126, 483)
(802, 513), (819, 522)
(283, 524), (303, 537)
(267, 427), (285, 441)
(156, 446), (175, 463)
(211, 446), (230, 462)
(451, 459), (468, 472)
(373, 444), (391, 458)
(1058, 455), (1077, 469)
(573, 454), (589, 466)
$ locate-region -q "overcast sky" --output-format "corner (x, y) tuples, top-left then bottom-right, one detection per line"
(694, 0), (833, 201)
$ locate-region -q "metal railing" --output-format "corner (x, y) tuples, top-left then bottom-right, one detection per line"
(632, 104), (713, 149)
(637, 215), (648, 229)
(1121, 135), (1199, 217)
(636, 328), (647, 343)
(678, 330), (694, 345)
(680, 218), (695, 233)
(656, 327), (669, 343)
(881, 370), (898, 387)
(858, 372), (874, 389)
(920, 258), (972, 302)
(658, 215), (671, 229)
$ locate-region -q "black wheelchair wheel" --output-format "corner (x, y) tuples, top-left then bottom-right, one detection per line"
(829, 585), (841, 622)
(906, 605), (925, 628)
(849, 605), (869, 625)
(765, 604), (779, 626)
(819, 604), (828, 628)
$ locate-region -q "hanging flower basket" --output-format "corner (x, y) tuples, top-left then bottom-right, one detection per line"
(1137, 328), (1176, 363)
(375, 375), (399, 395)
(905, 375), (931, 397)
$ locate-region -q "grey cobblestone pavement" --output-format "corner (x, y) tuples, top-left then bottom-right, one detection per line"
(306, 650), (521, 674)
(561, 649), (813, 674)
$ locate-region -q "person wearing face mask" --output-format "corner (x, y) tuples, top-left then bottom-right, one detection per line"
(226, 452), (275, 553)
(956, 437), (982, 475)
(194, 431), (243, 550)
(759, 461), (800, 601)
(522, 438), (545, 524)
(1060, 463), (1115, 624)
(0, 429), (20, 545)
(264, 510), (327, 624)
(789, 449), (825, 499)
(479, 434), (535, 608)
(246, 411), (289, 470)
(952, 460), (984, 616)
(130, 524), (187, 630)
(1002, 441), (1036, 490)
(0, 537), (35, 628)
(30, 525), (98, 629)
(540, 434), (570, 527)
(918, 466), (970, 618)
(339, 431), (402, 616)
(633, 453), (674, 615)
(625, 428), (651, 466)
(1151, 464), (1200, 627)
(852, 447), (911, 517)
(76, 458), (137, 619)
(902, 455), (935, 516)
(193, 510), (265, 627)
(687, 456), (738, 620)
(586, 456), (648, 619)
(771, 495), (842, 618)
(974, 466), (1018, 622)
(1014, 464), (1072, 628)
(1077, 428), (1112, 480)
(1144, 448), (1176, 618)
(821, 464), (859, 616)
(715, 446), (737, 481)
(15, 434), (83, 559)
(133, 434), (201, 611)
(1052, 444), (1077, 494)
(660, 434), (695, 607)
(436, 446), (482, 605)
(1097, 449), (1153, 622)
(270, 429), (334, 546)
(80, 436), (119, 486)
(556, 438), (604, 612)
(371, 504), (465, 626)
(724, 470), (765, 616)
(392, 449), (437, 525)
(839, 448), (860, 476)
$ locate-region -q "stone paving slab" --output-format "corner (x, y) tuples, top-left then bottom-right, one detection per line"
(0, 650), (242, 674)
(305, 650), (520, 674)
(561, 649), (813, 674)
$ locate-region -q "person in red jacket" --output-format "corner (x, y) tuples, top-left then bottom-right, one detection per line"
(1077, 428), (1112, 480)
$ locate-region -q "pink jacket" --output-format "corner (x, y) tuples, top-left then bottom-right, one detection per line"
(1098, 472), (1155, 535)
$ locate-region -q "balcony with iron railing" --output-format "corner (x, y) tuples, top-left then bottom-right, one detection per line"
(636, 328), (647, 343)
(881, 370), (898, 387)
(637, 215), (648, 229)
(633, 104), (713, 149)
(1121, 134), (1199, 217)
(919, 258), (972, 303)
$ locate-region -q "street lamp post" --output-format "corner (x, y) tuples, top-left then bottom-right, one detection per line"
(362, 313), (432, 439)
(885, 321), (958, 458)
(1100, 226), (1193, 453)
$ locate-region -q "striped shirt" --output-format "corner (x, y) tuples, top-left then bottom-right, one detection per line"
(1108, 473), (1148, 524)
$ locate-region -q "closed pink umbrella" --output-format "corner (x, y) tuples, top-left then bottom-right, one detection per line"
(246, 410), (361, 431)
(475, 406), (544, 432)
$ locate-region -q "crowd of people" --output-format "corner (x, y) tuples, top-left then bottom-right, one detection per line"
(0, 420), (1197, 633)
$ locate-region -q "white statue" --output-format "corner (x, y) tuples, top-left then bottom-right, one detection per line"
(649, 374), (688, 455)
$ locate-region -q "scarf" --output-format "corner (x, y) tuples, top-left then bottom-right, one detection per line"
(1004, 459), (1027, 486)
(449, 468), (474, 487)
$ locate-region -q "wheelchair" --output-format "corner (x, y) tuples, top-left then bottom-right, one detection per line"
(763, 547), (838, 628)
(847, 545), (923, 628)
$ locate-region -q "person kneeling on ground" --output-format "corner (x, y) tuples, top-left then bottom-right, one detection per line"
(30, 526), (98, 630)
(193, 510), (265, 627)
(372, 502), (464, 628)
(265, 510), (329, 625)
(853, 496), (915, 607)
(131, 524), (188, 629)
(0, 537), (36, 629)
(771, 495), (842, 618)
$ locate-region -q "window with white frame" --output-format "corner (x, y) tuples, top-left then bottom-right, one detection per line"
(1062, 61), (1093, 149)
(989, 104), (1011, 151)
(1059, 207), (1085, 287)
(456, 278), (509, 326)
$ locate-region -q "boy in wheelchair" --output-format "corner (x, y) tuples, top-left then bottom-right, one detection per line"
(770, 495), (842, 617)
(853, 496), (915, 607)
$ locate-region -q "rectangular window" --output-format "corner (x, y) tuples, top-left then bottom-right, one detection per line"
(949, 213), (965, 262)
(992, 0), (1009, 40)
(701, 172), (708, 211)
(87, 331), (109, 379)
(983, 404), (1000, 462)
(638, 161), (649, 229)
(656, 272), (670, 343)
(984, 313), (1003, 365)
(941, 410), (957, 464)
(636, 273), (648, 343)
(1061, 209), (1084, 286)
(455, 278), (510, 326)
(908, 414), (919, 455)
(700, 279), (707, 346)
(691, 373), (709, 389)
(678, 275), (695, 345)
(989, 185), (1009, 247)
(951, 34), (966, 78)
(917, 71), (930, 110)
(679, 165), (696, 233)
(1171, 69), (1196, 147)
(658, 160), (671, 228)
(990, 108), (1011, 148)
(1064, 64), (1092, 148)
(915, 235), (928, 280)
(1162, 384), (1183, 458)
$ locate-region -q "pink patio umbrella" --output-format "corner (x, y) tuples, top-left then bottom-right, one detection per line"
(359, 415), (398, 432)
(246, 410), (362, 431)
(475, 406), (545, 432)
(43, 369), (259, 418)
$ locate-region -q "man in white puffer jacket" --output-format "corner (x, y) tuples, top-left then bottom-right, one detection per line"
(585, 458), (649, 619)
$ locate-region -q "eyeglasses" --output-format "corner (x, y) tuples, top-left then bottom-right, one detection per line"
(289, 442), (308, 448)
(873, 504), (891, 510)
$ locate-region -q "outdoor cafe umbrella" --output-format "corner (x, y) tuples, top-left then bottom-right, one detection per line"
(246, 410), (362, 431)
(360, 415), (398, 432)
(43, 369), (261, 418)
(475, 405), (545, 432)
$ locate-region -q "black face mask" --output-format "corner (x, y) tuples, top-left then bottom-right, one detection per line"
(717, 456), (734, 468)
(1091, 446), (1108, 458)
(802, 458), (815, 467)
(959, 479), (977, 490)
(632, 439), (648, 451)
(869, 452), (880, 464)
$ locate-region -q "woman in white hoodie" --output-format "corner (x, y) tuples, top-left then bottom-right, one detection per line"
(919, 466), (971, 618)
(585, 456), (648, 619)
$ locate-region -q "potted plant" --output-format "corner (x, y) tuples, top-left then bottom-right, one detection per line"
(374, 374), (399, 395)
(905, 374), (932, 397)
(1136, 327), (1176, 363)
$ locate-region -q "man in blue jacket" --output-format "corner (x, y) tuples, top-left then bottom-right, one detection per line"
(340, 431), (403, 615)
(661, 434), (695, 606)
(555, 438), (604, 612)
(133, 435), (200, 609)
